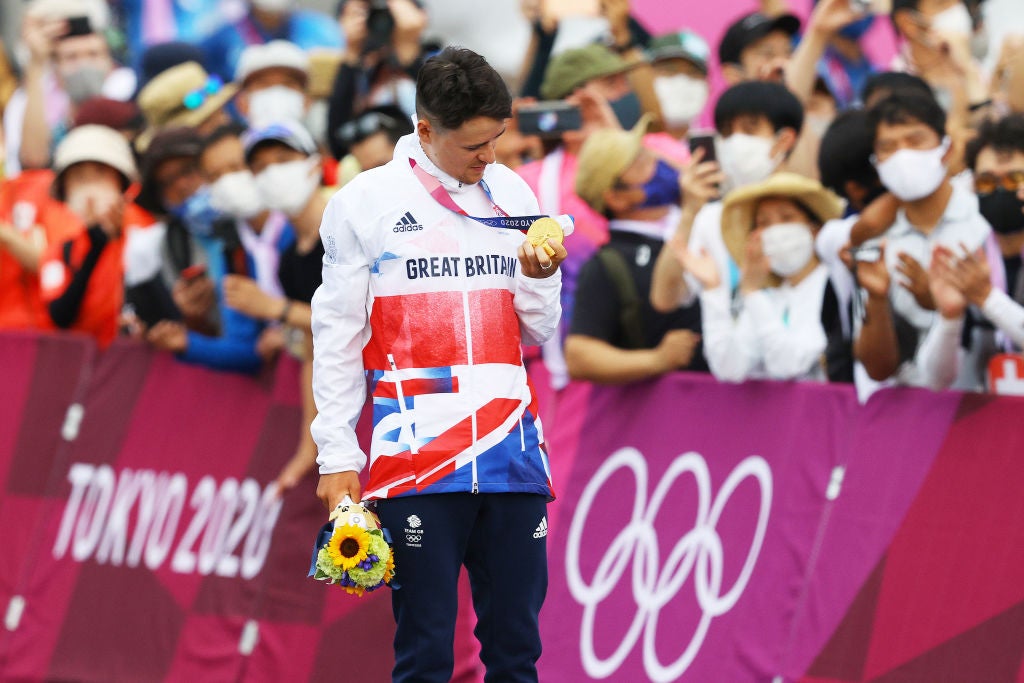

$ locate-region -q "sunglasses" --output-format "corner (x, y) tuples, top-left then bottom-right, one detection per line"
(975, 170), (1024, 195)
(337, 112), (401, 146)
(182, 75), (224, 111)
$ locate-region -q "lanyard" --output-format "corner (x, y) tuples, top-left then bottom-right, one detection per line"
(409, 159), (573, 233)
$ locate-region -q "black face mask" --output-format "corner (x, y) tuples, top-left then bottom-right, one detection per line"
(979, 189), (1024, 235)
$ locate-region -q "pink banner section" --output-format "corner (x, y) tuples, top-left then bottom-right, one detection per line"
(2, 332), (1024, 682)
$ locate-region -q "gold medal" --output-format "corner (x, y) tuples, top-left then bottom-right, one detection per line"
(526, 217), (564, 257)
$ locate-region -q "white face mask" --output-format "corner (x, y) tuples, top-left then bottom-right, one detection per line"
(717, 133), (781, 190)
(874, 138), (949, 202)
(247, 85), (307, 128)
(760, 222), (815, 277)
(255, 156), (320, 216)
(929, 2), (972, 39)
(250, 0), (295, 13)
(209, 170), (265, 219)
(652, 74), (709, 128)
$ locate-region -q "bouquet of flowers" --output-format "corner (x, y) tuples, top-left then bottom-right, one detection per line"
(308, 496), (395, 596)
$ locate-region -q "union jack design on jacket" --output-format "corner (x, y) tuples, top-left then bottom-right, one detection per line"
(311, 134), (562, 501)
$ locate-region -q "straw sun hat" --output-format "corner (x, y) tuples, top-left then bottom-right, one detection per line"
(721, 172), (845, 267)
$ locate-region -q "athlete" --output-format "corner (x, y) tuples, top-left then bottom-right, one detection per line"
(310, 47), (567, 682)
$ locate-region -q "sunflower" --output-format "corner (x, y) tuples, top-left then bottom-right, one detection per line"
(383, 553), (396, 584)
(327, 524), (370, 571)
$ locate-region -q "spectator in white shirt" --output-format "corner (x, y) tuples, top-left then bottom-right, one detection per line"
(854, 92), (994, 386)
(683, 172), (850, 383)
(650, 81), (804, 315)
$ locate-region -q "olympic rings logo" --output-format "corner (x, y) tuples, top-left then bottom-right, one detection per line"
(565, 448), (772, 682)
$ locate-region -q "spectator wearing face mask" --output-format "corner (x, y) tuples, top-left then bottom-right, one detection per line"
(138, 125), (278, 374)
(38, 125), (164, 348)
(650, 80), (804, 315)
(234, 40), (311, 129)
(332, 104), (414, 172)
(326, 0), (429, 160)
(223, 121), (326, 490)
(916, 114), (1024, 389)
(135, 61), (238, 153)
(646, 30), (711, 141)
(719, 11), (801, 85)
(888, 0), (986, 144)
(222, 121), (324, 339)
(853, 92), (994, 387)
(204, 124), (291, 304)
(6, 0), (136, 175)
(200, 0), (342, 84)
(517, 43), (688, 388)
(564, 117), (706, 384)
(135, 128), (235, 345)
(684, 172), (851, 383)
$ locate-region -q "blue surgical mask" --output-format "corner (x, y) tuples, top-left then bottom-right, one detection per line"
(169, 186), (220, 238)
(638, 160), (681, 208)
(610, 92), (642, 129)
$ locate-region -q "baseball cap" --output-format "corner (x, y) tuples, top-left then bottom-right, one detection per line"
(244, 120), (318, 163)
(540, 44), (636, 101)
(575, 114), (652, 214)
(646, 30), (712, 74)
(718, 12), (801, 67)
(53, 124), (138, 199)
(235, 40), (310, 88)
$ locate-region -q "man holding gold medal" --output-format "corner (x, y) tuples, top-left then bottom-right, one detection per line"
(310, 47), (568, 682)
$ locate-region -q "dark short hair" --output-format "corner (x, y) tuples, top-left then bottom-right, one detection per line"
(202, 122), (247, 153)
(714, 80), (804, 134)
(965, 114), (1024, 171)
(860, 71), (933, 107)
(415, 47), (512, 130)
(867, 92), (946, 142)
(818, 110), (878, 200)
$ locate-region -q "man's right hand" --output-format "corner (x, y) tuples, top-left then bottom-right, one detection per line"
(316, 471), (362, 511)
(681, 147), (724, 214)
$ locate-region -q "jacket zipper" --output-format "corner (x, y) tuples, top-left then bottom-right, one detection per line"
(458, 224), (479, 494)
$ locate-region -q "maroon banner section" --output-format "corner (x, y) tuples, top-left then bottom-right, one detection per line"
(0, 334), (394, 683)
(3, 332), (1024, 682)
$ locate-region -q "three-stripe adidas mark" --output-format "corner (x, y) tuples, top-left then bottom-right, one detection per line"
(533, 516), (548, 538)
(393, 211), (424, 232)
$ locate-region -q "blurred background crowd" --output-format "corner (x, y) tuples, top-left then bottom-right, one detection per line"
(1, 0), (1023, 489)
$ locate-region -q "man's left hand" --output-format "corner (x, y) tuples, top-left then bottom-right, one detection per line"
(518, 238), (567, 279)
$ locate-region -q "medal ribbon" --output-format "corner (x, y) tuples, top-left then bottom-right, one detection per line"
(409, 159), (573, 234)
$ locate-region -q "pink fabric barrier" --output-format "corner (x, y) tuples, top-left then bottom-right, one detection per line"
(2, 332), (1023, 681)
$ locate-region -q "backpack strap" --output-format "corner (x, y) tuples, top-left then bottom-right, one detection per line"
(596, 246), (646, 350)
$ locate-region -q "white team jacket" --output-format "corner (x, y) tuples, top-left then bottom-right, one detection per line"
(310, 133), (562, 500)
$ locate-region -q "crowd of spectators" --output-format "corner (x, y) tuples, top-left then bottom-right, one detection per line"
(1, 0), (1024, 487)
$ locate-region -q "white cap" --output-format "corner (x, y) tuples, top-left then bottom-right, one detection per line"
(27, 0), (110, 31)
(54, 124), (138, 193)
(235, 40), (310, 87)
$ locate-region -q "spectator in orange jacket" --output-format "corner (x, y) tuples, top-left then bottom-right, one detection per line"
(39, 124), (165, 347)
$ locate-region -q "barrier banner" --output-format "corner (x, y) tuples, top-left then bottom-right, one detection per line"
(4, 332), (1024, 682)
(537, 373), (1024, 682)
(0, 335), (395, 683)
